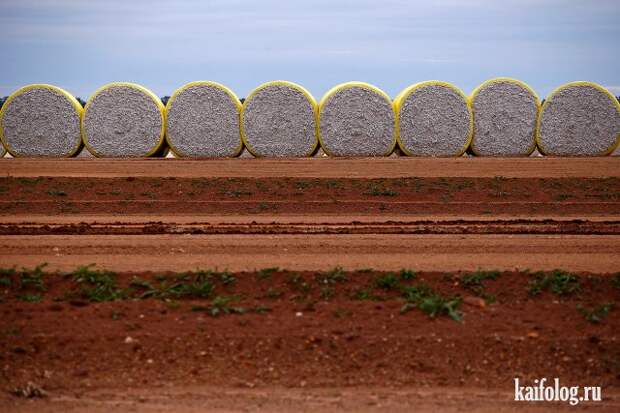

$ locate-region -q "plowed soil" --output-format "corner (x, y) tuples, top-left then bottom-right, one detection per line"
(1, 158), (619, 412)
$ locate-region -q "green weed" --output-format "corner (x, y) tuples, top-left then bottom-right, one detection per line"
(374, 273), (399, 290)
(461, 270), (501, 294)
(577, 303), (613, 324)
(256, 267), (279, 280)
(400, 284), (462, 321)
(528, 270), (581, 297)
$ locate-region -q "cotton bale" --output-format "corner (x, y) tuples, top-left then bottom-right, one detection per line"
(470, 78), (540, 156)
(394, 81), (472, 156)
(240, 81), (318, 157)
(0, 84), (83, 157)
(165, 81), (242, 157)
(318, 82), (396, 157)
(82, 82), (165, 157)
(537, 81), (620, 156)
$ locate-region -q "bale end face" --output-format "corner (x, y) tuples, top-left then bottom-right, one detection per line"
(395, 81), (472, 157)
(470, 78), (540, 157)
(0, 84), (83, 158)
(241, 81), (318, 158)
(82, 82), (165, 158)
(318, 82), (396, 157)
(165, 81), (242, 158)
(537, 82), (620, 156)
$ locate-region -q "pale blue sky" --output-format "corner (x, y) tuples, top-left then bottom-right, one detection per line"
(0, 0), (618, 100)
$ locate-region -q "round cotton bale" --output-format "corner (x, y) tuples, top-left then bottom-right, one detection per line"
(240, 81), (317, 157)
(318, 82), (396, 157)
(82, 82), (165, 157)
(394, 81), (472, 157)
(537, 82), (620, 156)
(0, 84), (83, 157)
(165, 81), (242, 157)
(470, 78), (540, 156)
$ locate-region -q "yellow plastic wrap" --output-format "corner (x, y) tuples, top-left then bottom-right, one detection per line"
(394, 80), (473, 156)
(82, 82), (166, 158)
(0, 84), (84, 158)
(318, 82), (397, 157)
(240, 80), (318, 157)
(536, 81), (620, 156)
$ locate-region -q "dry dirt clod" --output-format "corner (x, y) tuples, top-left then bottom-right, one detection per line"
(10, 381), (47, 398)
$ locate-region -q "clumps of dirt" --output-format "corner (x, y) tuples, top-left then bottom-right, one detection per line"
(82, 83), (165, 157)
(165, 82), (242, 157)
(241, 81), (317, 157)
(395, 82), (472, 156)
(319, 82), (396, 157)
(470, 78), (540, 156)
(0, 85), (82, 157)
(538, 82), (620, 156)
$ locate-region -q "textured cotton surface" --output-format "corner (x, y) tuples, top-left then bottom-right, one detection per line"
(1, 88), (81, 157)
(320, 86), (395, 157)
(398, 84), (471, 156)
(471, 81), (538, 156)
(166, 85), (241, 157)
(242, 84), (316, 157)
(538, 85), (620, 156)
(83, 86), (163, 157)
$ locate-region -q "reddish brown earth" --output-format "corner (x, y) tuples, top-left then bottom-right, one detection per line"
(0, 158), (619, 412)
(1, 268), (620, 412)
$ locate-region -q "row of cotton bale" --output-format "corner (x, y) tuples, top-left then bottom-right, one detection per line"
(0, 79), (618, 158)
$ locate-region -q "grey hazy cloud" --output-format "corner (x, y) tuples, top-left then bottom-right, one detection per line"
(0, 0), (618, 100)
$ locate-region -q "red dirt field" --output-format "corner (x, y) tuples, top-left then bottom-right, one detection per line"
(1, 158), (619, 412)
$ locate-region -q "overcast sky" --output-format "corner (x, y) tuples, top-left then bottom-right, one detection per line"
(0, 0), (618, 100)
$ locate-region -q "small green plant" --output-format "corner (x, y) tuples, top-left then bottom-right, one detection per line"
(287, 273), (312, 293)
(72, 265), (125, 302)
(47, 189), (67, 196)
(320, 286), (335, 300)
(208, 296), (245, 317)
(461, 270), (501, 294)
(316, 267), (347, 285)
(217, 271), (236, 285)
(18, 293), (41, 302)
(0, 268), (16, 287)
(366, 185), (399, 197)
(374, 273), (399, 290)
(295, 180), (311, 190)
(264, 287), (283, 299)
(611, 273), (620, 290)
(528, 270), (581, 297)
(400, 284), (462, 321)
(256, 267), (279, 280)
(577, 303), (613, 324)
(399, 269), (416, 281)
(19, 264), (47, 292)
(353, 288), (372, 300)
